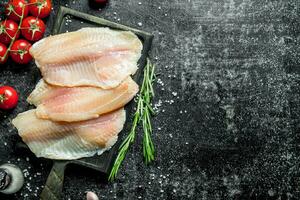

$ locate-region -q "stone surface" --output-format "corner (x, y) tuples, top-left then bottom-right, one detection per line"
(1, 0), (300, 199)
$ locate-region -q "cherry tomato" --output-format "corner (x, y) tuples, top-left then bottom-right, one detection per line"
(10, 39), (32, 64)
(0, 86), (18, 110)
(0, 43), (8, 64)
(94, 0), (108, 4)
(89, 0), (108, 8)
(21, 16), (46, 41)
(5, 0), (29, 22)
(0, 19), (20, 45)
(28, 0), (52, 18)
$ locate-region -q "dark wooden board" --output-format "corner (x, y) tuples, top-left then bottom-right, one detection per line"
(33, 6), (153, 200)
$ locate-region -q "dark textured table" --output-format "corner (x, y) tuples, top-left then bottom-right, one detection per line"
(1, 0), (300, 199)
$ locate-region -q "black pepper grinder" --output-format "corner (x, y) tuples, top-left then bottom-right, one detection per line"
(0, 164), (24, 194)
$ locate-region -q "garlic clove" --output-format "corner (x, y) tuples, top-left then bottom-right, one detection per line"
(86, 191), (99, 200)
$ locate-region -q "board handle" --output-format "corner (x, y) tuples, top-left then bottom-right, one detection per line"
(40, 161), (68, 200)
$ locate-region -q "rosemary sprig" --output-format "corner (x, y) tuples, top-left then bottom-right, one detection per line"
(108, 96), (142, 181)
(141, 59), (155, 164)
(108, 58), (156, 181)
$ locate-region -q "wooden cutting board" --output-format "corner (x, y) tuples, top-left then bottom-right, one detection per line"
(18, 6), (153, 200)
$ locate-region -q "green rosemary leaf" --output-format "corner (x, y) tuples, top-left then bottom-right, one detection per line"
(108, 59), (156, 181)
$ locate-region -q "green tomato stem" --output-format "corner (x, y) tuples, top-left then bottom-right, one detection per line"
(2, 6), (26, 61)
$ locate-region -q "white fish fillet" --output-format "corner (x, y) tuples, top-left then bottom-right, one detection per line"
(12, 109), (126, 160)
(27, 77), (138, 122)
(30, 28), (143, 89)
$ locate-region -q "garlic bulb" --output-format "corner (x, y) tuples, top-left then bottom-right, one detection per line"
(0, 164), (24, 194)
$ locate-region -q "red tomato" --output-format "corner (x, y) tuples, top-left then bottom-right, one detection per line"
(21, 16), (46, 41)
(10, 39), (32, 64)
(5, 0), (29, 22)
(28, 0), (52, 18)
(94, 0), (108, 4)
(0, 43), (8, 64)
(89, 0), (108, 8)
(0, 19), (20, 45)
(0, 86), (18, 110)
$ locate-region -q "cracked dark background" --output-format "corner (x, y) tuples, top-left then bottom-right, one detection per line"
(1, 0), (300, 199)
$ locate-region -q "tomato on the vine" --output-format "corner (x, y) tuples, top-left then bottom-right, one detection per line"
(21, 16), (46, 41)
(0, 86), (18, 110)
(10, 39), (32, 64)
(28, 0), (52, 18)
(5, 0), (29, 22)
(0, 20), (20, 45)
(0, 43), (8, 64)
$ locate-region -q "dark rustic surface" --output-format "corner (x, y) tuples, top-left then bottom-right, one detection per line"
(1, 0), (300, 199)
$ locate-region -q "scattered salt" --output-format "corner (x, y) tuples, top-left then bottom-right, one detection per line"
(138, 22), (143, 27)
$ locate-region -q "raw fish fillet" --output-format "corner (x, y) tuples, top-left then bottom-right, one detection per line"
(30, 28), (143, 89)
(27, 77), (138, 122)
(12, 109), (126, 160)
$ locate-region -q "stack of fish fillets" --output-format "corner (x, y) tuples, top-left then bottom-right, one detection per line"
(12, 28), (142, 160)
